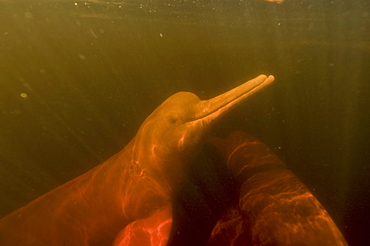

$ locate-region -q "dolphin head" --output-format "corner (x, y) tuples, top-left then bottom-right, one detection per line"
(132, 75), (275, 188)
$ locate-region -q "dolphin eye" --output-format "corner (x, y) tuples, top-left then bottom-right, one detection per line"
(168, 114), (180, 124)
(169, 117), (178, 124)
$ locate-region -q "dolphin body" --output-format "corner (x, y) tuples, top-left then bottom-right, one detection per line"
(207, 131), (348, 246)
(0, 75), (274, 245)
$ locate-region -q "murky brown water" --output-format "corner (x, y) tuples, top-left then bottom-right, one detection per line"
(1, 0), (369, 245)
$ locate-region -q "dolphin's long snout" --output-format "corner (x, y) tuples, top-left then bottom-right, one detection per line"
(198, 74), (275, 123)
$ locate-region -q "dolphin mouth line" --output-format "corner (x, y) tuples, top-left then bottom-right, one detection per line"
(188, 75), (274, 124)
(205, 80), (268, 117)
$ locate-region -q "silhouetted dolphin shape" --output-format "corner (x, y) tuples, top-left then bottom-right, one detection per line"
(0, 75), (274, 246)
(207, 131), (348, 246)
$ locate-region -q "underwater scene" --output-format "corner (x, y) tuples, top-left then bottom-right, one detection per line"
(0, 0), (369, 245)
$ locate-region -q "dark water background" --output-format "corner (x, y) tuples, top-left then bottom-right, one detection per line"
(0, 0), (369, 245)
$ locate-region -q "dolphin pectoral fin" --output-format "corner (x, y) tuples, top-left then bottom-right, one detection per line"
(113, 205), (172, 246)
